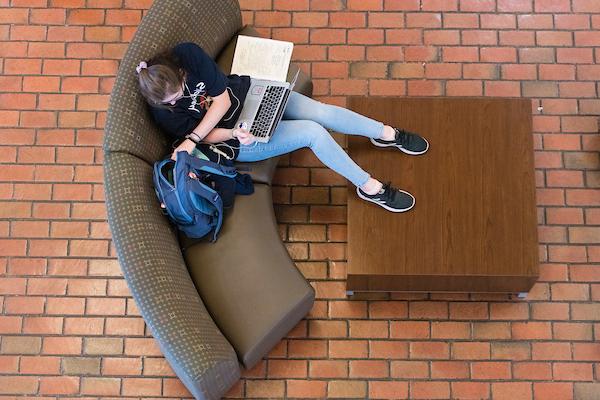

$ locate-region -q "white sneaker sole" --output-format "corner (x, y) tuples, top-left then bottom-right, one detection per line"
(356, 187), (415, 213)
(370, 137), (430, 155)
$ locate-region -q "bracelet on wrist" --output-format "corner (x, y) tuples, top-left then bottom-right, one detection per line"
(185, 134), (199, 144)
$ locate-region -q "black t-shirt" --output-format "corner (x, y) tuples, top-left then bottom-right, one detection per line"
(149, 42), (251, 158)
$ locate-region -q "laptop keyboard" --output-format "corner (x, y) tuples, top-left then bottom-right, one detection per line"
(250, 85), (286, 138)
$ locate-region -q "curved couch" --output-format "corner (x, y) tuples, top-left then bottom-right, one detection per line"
(103, 1), (315, 399)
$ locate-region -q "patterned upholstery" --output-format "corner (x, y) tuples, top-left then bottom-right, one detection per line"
(104, 153), (240, 399)
(104, 0), (243, 398)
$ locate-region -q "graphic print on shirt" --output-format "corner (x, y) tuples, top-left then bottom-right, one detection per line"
(187, 82), (212, 113)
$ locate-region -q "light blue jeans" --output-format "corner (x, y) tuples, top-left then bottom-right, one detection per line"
(236, 91), (385, 187)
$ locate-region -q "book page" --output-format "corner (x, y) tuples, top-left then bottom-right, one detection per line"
(231, 35), (294, 82)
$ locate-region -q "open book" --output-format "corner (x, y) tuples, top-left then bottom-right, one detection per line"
(230, 35), (294, 82)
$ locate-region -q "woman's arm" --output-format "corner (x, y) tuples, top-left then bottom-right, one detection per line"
(190, 90), (231, 141)
(204, 127), (256, 145)
(203, 128), (234, 143)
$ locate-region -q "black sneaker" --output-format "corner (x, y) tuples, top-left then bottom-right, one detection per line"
(371, 127), (429, 155)
(356, 182), (415, 213)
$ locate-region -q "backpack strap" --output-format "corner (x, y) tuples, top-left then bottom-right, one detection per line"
(177, 151), (237, 178)
(185, 179), (224, 242)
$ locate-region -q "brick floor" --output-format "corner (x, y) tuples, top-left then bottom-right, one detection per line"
(1, 0), (599, 399)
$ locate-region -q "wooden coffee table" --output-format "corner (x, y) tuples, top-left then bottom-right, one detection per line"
(346, 97), (539, 295)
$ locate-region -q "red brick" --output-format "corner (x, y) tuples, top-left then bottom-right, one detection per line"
(309, 360), (347, 378)
(572, 303), (600, 320)
(452, 382), (490, 399)
(308, 320), (346, 338)
(485, 81), (520, 97)
(481, 47), (517, 62)
(348, 28), (384, 44)
(266, 359), (307, 378)
(482, 14), (516, 29)
(472, 322), (510, 340)
(369, 12), (404, 27)
(534, 382), (574, 400)
(571, 265), (600, 282)
(20, 356), (61, 375)
(431, 361), (469, 379)
(330, 12), (366, 27)
(369, 340), (408, 359)
(350, 62), (387, 78)
(553, 362), (593, 380)
(537, 31), (574, 47)
(390, 62), (424, 78)
(446, 80), (483, 96)
(425, 29), (460, 45)
(390, 321), (430, 339)
(502, 64), (537, 80)
(431, 321), (471, 339)
(444, 13), (478, 28)
(42, 336), (82, 355)
(492, 382), (532, 400)
(411, 342), (449, 359)
(10, 25), (47, 41)
(409, 301), (448, 319)
(472, 361), (512, 379)
(573, 0), (600, 11)
(514, 362), (553, 380)
(532, 342), (572, 360)
(349, 320), (388, 338)
(498, 0), (532, 11)
(43, 59), (81, 76)
(449, 302), (488, 320)
(37, 94), (75, 111)
(407, 12), (441, 28)
(443, 46), (479, 62)
(329, 339), (367, 358)
(349, 360), (388, 378)
(573, 343), (600, 361)
(84, 26), (120, 42)
(39, 376), (79, 395)
(287, 379), (326, 398)
(390, 360), (429, 378)
(5, 296), (45, 314)
(348, 0), (382, 10)
(80, 377), (120, 396)
(500, 30), (536, 46)
(369, 381), (408, 399)
(411, 381), (450, 399)
(386, 29), (422, 44)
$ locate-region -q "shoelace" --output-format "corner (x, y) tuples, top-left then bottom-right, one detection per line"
(380, 182), (396, 202)
(394, 128), (411, 147)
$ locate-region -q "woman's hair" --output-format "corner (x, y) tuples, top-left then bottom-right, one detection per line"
(136, 49), (185, 109)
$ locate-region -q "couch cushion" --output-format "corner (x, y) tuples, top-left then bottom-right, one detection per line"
(184, 184), (315, 369)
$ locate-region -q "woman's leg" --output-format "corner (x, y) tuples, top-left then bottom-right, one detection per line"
(283, 91), (395, 140)
(237, 119), (371, 188)
(238, 119), (417, 212)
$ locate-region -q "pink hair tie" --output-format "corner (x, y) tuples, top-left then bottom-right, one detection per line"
(136, 61), (148, 74)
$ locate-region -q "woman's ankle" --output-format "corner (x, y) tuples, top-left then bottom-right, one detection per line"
(361, 178), (383, 195)
(381, 125), (396, 141)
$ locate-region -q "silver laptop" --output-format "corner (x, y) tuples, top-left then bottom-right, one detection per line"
(235, 69), (300, 143)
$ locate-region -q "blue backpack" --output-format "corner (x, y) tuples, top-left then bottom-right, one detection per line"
(153, 151), (238, 242)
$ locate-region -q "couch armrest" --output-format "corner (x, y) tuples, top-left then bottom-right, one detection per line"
(103, 152), (240, 400)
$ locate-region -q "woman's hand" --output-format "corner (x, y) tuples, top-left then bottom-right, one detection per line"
(233, 128), (256, 146)
(171, 138), (196, 161)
